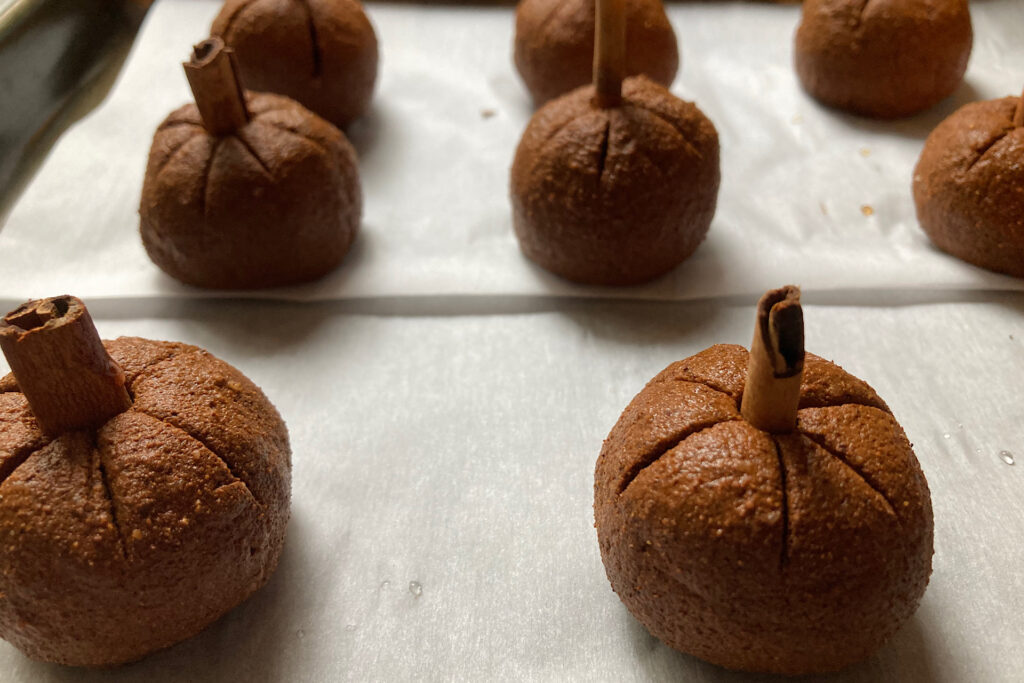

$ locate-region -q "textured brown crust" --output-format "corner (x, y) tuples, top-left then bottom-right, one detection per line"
(139, 92), (361, 289)
(212, 0), (377, 129)
(0, 337), (291, 667)
(594, 344), (932, 675)
(913, 96), (1024, 278)
(514, 0), (678, 106)
(794, 0), (972, 119)
(510, 76), (719, 286)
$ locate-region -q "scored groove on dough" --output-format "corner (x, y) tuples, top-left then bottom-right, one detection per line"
(619, 417), (739, 495)
(0, 445), (42, 490)
(633, 104), (704, 161)
(772, 437), (790, 569)
(125, 349), (184, 397)
(539, 116), (577, 148)
(660, 376), (739, 407)
(800, 431), (898, 519)
(130, 408), (261, 507)
(154, 136), (203, 179)
(95, 444), (128, 561)
(595, 120), (611, 186)
(263, 121), (331, 155)
(199, 138), (223, 220)
(966, 130), (1012, 173)
(519, 116), (580, 188)
(217, 0), (258, 42)
(234, 134), (273, 178)
(796, 395), (890, 414)
(296, 0), (323, 78)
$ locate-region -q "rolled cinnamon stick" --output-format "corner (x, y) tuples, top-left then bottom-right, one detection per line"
(1014, 84), (1024, 128)
(740, 286), (804, 433)
(593, 0), (625, 108)
(0, 296), (132, 435)
(184, 37), (249, 136)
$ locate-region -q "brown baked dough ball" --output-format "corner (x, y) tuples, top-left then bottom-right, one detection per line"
(140, 92), (361, 289)
(515, 0), (678, 106)
(795, 0), (972, 119)
(212, 0), (378, 129)
(595, 344), (933, 674)
(913, 95), (1024, 278)
(510, 76), (719, 286)
(0, 315), (290, 666)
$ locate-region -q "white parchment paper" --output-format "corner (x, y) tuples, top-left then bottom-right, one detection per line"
(1, 0), (1023, 301)
(0, 299), (1021, 681)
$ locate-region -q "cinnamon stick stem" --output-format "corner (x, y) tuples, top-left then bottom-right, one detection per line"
(740, 286), (805, 434)
(593, 0), (625, 108)
(184, 37), (249, 136)
(1014, 84), (1024, 128)
(0, 296), (131, 435)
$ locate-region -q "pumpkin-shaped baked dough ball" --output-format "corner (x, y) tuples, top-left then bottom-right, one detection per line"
(912, 90), (1024, 278)
(510, 75), (719, 285)
(795, 0), (972, 119)
(515, 0), (678, 106)
(0, 296), (291, 667)
(140, 39), (361, 289)
(595, 287), (932, 675)
(212, 0), (377, 129)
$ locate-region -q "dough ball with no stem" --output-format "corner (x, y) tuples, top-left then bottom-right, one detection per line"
(913, 95), (1024, 277)
(795, 0), (972, 119)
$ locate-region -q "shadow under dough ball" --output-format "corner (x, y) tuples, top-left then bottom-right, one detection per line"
(212, 0), (377, 129)
(795, 0), (972, 119)
(913, 93), (1024, 278)
(510, 76), (719, 286)
(515, 0), (678, 105)
(140, 39), (361, 290)
(595, 287), (933, 675)
(0, 296), (291, 667)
